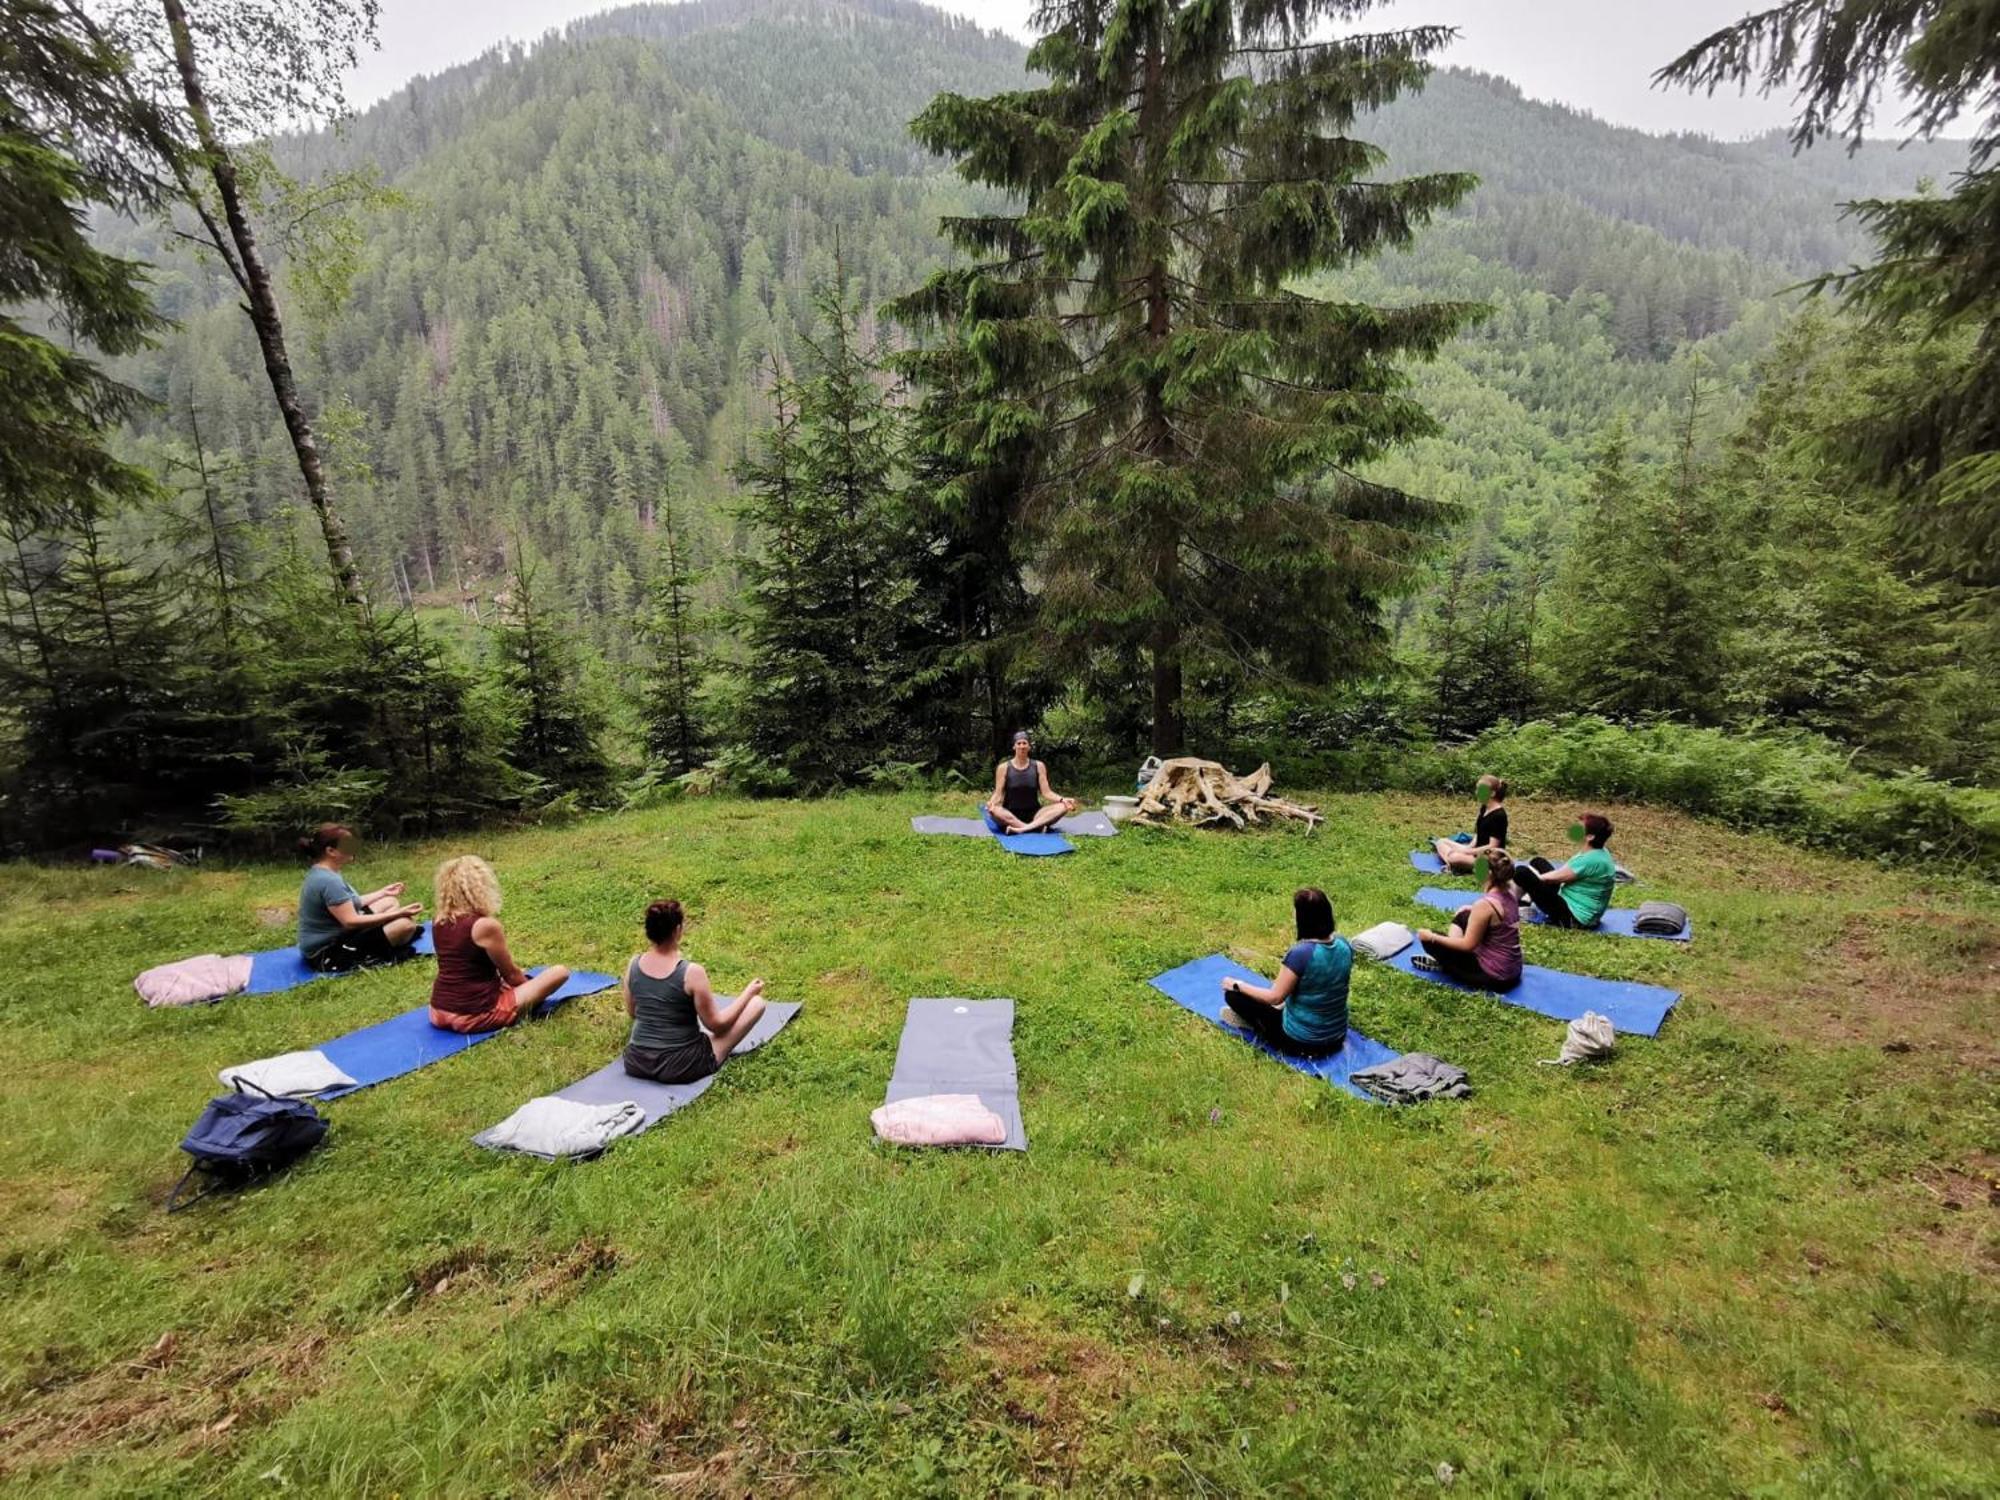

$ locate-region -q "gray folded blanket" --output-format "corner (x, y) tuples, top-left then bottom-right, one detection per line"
(1633, 900), (1689, 935)
(1348, 1053), (1471, 1104)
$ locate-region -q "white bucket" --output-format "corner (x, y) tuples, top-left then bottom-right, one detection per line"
(1104, 795), (1141, 824)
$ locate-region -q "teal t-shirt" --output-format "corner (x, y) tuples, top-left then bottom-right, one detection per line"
(1561, 847), (1616, 927)
(298, 865), (358, 955)
(1280, 937), (1351, 1047)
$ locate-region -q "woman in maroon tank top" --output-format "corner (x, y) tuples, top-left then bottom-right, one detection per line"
(427, 856), (572, 1033)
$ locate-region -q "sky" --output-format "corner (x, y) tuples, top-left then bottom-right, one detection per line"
(342, 0), (1913, 142)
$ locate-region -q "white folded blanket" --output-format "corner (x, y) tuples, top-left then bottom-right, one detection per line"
(480, 1096), (647, 1159)
(219, 1049), (356, 1098)
(1351, 921), (1414, 961)
(136, 953), (252, 1007)
(871, 1093), (1008, 1147)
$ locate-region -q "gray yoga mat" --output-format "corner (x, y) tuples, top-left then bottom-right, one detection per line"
(882, 998), (1026, 1151)
(911, 815), (992, 837)
(910, 810), (1118, 838)
(473, 1001), (802, 1158)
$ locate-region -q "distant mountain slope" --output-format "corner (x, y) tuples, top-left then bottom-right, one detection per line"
(101, 0), (1972, 644)
(1371, 67), (1968, 274)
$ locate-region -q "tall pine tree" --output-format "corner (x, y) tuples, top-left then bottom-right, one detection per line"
(898, 0), (1481, 752)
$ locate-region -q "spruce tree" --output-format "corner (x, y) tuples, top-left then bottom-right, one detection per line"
(1, 0), (171, 528)
(898, 0), (1481, 753)
(637, 482), (709, 774)
(734, 290), (912, 786)
(1543, 397), (1734, 721)
(492, 543), (610, 798)
(896, 329), (1051, 764)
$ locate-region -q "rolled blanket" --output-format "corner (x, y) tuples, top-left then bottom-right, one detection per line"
(480, 1096), (647, 1159)
(871, 1093), (1008, 1147)
(1348, 1053), (1471, 1104)
(136, 953), (252, 1007)
(1350, 921), (1415, 961)
(219, 1049), (356, 1098)
(1633, 901), (1689, 936)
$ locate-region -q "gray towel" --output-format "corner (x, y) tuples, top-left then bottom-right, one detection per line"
(1633, 901), (1689, 935)
(1348, 1052), (1471, 1104)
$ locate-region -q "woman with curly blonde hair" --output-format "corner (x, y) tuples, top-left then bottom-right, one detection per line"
(427, 855), (571, 1034)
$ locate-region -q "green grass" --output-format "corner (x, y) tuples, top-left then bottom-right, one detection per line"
(1, 790), (1995, 1496)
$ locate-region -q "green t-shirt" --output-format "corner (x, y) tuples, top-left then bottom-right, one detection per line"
(1561, 847), (1616, 927)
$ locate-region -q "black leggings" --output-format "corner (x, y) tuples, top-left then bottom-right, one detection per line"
(1511, 863), (1584, 928)
(1226, 989), (1344, 1058)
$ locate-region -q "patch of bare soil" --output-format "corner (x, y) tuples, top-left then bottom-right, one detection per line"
(956, 1318), (1166, 1486)
(1910, 1153), (2000, 1274)
(0, 1324), (331, 1482)
(1787, 909), (2000, 1063)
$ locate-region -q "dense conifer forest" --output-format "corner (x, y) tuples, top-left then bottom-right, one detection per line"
(3, 0), (1994, 855)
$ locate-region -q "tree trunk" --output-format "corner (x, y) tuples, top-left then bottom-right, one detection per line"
(159, 0), (369, 619)
(1139, 29), (1182, 757)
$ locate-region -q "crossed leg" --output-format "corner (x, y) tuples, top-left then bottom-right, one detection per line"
(709, 993), (769, 1063)
(359, 894), (421, 948)
(512, 964), (572, 1016)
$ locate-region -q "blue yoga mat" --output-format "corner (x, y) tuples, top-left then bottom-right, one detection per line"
(1412, 888), (1692, 942)
(243, 925), (436, 995)
(314, 968), (615, 1097)
(1147, 954), (1401, 1102)
(1382, 947), (1678, 1037)
(981, 807), (1074, 856)
(1408, 850), (1449, 875)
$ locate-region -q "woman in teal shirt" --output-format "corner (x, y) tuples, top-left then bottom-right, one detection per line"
(1511, 812), (1617, 929)
(1218, 888), (1350, 1055)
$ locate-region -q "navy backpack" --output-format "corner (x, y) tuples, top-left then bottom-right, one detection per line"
(167, 1082), (328, 1212)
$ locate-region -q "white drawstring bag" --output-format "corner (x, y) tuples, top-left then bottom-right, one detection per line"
(1540, 1011), (1615, 1066)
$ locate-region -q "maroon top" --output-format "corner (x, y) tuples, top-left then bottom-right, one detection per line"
(429, 915), (504, 1015)
(1474, 889), (1524, 985)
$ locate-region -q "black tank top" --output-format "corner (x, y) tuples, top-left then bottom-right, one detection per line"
(1474, 804), (1508, 848)
(1002, 759), (1041, 821)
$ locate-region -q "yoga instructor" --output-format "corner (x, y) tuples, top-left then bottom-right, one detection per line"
(987, 729), (1078, 834)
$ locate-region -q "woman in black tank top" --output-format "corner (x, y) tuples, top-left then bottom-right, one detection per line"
(1432, 774), (1509, 874)
(987, 729), (1078, 833)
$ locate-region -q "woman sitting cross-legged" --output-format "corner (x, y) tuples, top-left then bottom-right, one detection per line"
(986, 728), (1078, 834)
(1217, 887), (1352, 1056)
(1512, 812), (1618, 930)
(427, 855), (571, 1034)
(1431, 774), (1509, 875)
(1413, 852), (1524, 990)
(296, 823), (424, 973)
(622, 899), (768, 1085)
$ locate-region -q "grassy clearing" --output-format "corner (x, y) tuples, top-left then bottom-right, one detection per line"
(0, 789), (1995, 1496)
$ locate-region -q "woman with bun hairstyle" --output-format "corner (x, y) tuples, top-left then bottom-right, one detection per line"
(296, 823), (423, 972)
(622, 899), (769, 1084)
(1431, 774), (1509, 875)
(427, 855), (571, 1033)
(1412, 851), (1524, 990)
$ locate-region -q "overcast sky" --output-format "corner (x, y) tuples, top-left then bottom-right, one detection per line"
(343, 1), (1915, 141)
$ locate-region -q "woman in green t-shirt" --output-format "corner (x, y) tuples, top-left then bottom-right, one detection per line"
(1217, 888), (1351, 1056)
(1511, 812), (1617, 929)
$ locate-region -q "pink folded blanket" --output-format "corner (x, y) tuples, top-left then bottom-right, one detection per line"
(870, 1093), (1007, 1147)
(135, 953), (252, 1008)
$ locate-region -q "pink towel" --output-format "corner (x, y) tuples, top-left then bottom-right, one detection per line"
(870, 1093), (1007, 1147)
(134, 953), (252, 1007)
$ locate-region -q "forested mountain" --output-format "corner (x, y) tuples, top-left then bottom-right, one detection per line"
(103, 0), (1964, 646)
(12, 0), (1985, 850)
